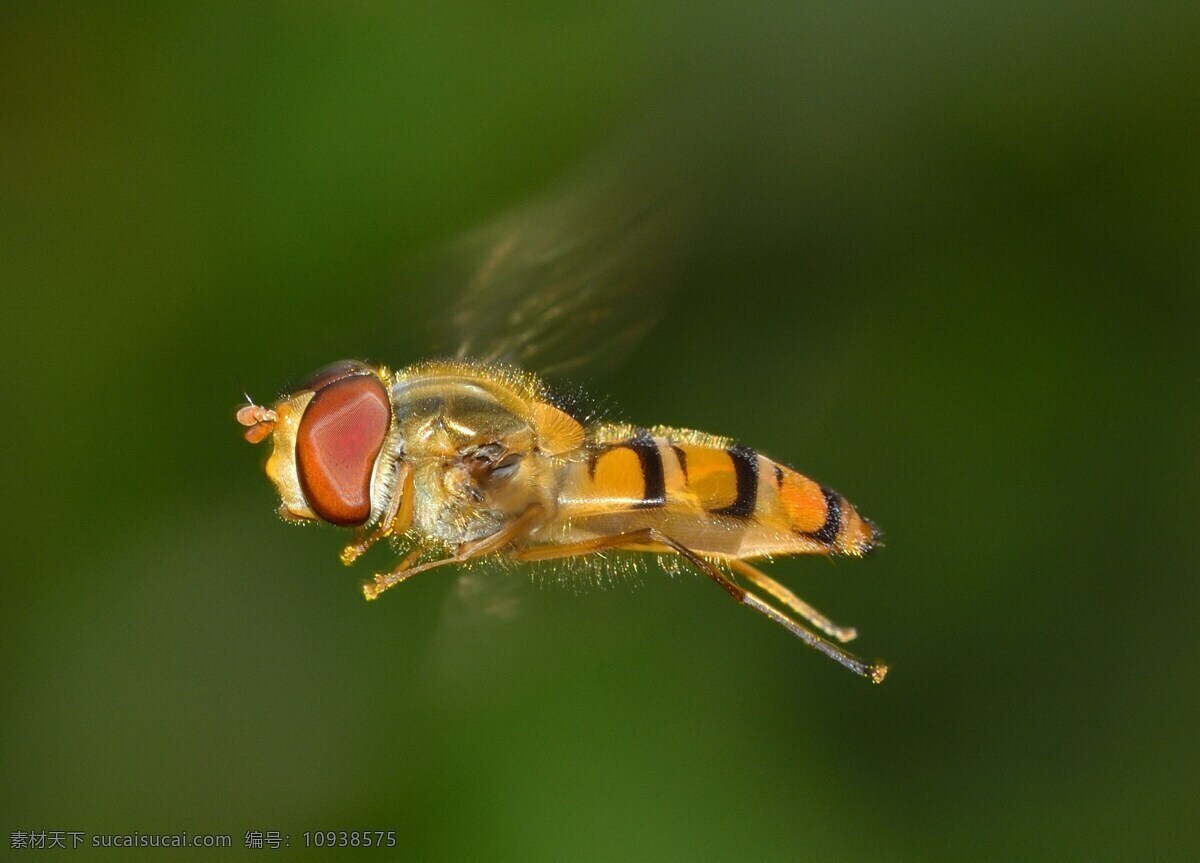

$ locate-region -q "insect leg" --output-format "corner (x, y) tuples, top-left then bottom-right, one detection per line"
(513, 530), (887, 683)
(362, 504), (546, 600)
(341, 462), (415, 566)
(728, 559), (858, 643)
(360, 546), (429, 598)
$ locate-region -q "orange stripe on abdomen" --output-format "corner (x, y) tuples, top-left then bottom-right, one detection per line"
(674, 443), (760, 517)
(586, 429), (666, 508)
(775, 462), (878, 555)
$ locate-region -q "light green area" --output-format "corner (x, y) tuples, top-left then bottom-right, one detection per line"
(2, 2), (1197, 860)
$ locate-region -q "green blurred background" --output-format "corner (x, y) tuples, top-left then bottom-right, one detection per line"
(3, 2), (1197, 860)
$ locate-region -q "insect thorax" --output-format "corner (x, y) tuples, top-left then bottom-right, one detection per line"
(389, 366), (553, 544)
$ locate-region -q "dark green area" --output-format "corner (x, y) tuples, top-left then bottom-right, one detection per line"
(3, 2), (1197, 860)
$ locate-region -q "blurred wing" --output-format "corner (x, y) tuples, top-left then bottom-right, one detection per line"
(415, 139), (699, 380)
(392, 135), (703, 657)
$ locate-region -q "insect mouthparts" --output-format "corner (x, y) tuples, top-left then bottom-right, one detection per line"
(236, 401), (278, 444)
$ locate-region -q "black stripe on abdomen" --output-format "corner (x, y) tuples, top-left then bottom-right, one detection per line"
(713, 444), (758, 519)
(629, 429), (666, 508)
(671, 445), (689, 483)
(805, 486), (843, 545)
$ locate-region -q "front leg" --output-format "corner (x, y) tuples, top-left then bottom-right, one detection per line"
(340, 462), (414, 566)
(362, 504), (546, 600)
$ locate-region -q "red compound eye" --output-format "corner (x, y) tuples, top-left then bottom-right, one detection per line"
(296, 373), (391, 526)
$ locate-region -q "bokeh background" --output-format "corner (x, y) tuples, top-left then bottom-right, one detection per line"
(3, 2), (1197, 860)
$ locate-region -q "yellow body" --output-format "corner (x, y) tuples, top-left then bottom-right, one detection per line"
(249, 359), (886, 682)
(352, 361), (878, 564)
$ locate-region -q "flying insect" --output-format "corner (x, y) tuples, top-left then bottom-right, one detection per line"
(237, 147), (888, 682)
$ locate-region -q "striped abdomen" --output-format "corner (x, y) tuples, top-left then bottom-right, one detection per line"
(545, 425), (878, 560)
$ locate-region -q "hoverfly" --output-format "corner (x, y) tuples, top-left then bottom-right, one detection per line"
(237, 144), (888, 683)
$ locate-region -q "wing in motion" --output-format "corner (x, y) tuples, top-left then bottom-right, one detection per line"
(409, 135), (703, 380)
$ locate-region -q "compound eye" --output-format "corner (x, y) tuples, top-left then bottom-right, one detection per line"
(296, 373), (391, 526)
(297, 359), (370, 392)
